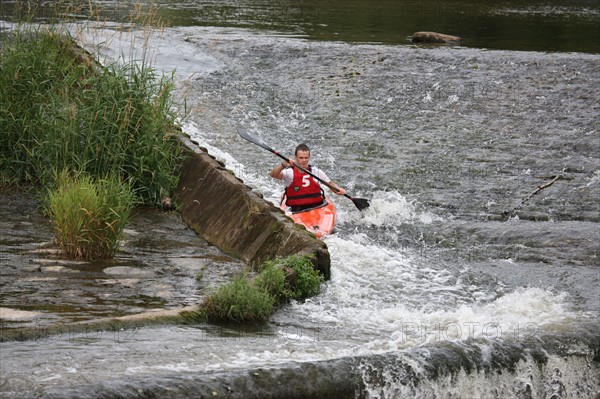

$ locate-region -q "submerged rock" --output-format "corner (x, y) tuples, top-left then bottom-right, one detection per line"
(412, 31), (461, 45)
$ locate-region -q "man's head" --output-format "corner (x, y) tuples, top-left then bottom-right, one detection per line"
(294, 144), (311, 168)
(295, 144), (310, 155)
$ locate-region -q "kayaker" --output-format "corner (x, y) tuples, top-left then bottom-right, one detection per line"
(270, 143), (347, 212)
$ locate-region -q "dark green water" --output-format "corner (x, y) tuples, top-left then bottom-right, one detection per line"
(1, 0), (599, 53)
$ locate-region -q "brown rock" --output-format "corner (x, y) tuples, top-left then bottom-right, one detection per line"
(283, 266), (297, 289)
(161, 196), (174, 211)
(412, 31), (461, 45)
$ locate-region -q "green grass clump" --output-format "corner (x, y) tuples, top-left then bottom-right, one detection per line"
(0, 26), (182, 205)
(198, 255), (324, 323)
(274, 255), (325, 300)
(201, 275), (275, 323)
(47, 171), (136, 260)
(253, 261), (289, 301)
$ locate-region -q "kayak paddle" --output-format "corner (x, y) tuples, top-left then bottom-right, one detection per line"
(237, 128), (370, 211)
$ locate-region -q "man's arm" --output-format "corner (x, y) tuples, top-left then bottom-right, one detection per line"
(327, 180), (346, 195)
(314, 167), (347, 196)
(270, 161), (291, 179)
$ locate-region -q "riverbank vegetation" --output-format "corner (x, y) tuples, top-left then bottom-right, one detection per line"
(195, 255), (325, 322)
(0, 27), (182, 203)
(0, 19), (182, 259)
(47, 171), (136, 260)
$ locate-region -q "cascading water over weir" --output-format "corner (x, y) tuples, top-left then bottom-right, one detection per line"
(1, 1), (599, 398)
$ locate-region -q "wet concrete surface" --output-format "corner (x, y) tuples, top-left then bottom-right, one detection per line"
(0, 188), (245, 330)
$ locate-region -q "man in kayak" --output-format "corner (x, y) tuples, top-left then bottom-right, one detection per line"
(270, 144), (347, 212)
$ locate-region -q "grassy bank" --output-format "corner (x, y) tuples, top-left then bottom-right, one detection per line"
(0, 25), (182, 205)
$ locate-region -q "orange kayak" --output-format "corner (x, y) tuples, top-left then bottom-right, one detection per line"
(280, 197), (336, 239)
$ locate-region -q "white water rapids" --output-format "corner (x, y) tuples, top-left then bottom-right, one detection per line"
(183, 121), (581, 356)
(1, 19), (598, 398)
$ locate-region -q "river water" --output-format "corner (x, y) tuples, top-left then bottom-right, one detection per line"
(1, 1), (599, 398)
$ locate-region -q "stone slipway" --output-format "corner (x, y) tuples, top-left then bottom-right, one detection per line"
(175, 133), (331, 279)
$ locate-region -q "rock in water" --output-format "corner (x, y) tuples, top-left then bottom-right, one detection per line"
(412, 32), (461, 45)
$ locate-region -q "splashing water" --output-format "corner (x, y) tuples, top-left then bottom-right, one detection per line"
(182, 120), (578, 356)
(275, 233), (578, 355)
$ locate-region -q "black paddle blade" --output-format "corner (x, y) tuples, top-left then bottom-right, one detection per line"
(237, 128), (275, 153)
(351, 197), (370, 211)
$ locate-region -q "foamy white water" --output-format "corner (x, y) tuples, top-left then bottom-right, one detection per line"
(280, 234), (577, 352)
(182, 119), (578, 358)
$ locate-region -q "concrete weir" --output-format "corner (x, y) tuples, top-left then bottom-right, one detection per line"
(175, 133), (331, 280)
(38, 327), (600, 399)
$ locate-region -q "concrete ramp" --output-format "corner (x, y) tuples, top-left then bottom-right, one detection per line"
(175, 134), (331, 279)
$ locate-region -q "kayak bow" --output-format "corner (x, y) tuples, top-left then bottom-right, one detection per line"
(280, 197), (336, 239)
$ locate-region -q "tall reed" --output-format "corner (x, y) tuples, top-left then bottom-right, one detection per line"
(47, 170), (136, 260)
(0, 25), (182, 204)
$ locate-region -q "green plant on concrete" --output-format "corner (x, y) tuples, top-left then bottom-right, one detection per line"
(265, 255), (324, 300)
(253, 261), (288, 301)
(0, 26), (182, 205)
(202, 275), (275, 322)
(198, 255), (324, 323)
(47, 170), (136, 260)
